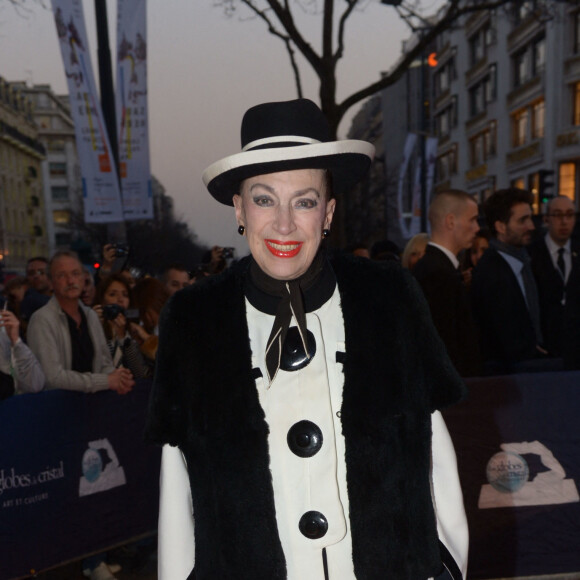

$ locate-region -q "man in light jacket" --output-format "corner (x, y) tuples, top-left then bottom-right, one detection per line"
(27, 251), (134, 394)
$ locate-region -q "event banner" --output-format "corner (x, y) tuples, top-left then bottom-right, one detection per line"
(0, 381), (160, 579)
(397, 133), (419, 239)
(443, 371), (580, 579)
(397, 135), (437, 239)
(116, 0), (153, 220)
(52, 0), (125, 224)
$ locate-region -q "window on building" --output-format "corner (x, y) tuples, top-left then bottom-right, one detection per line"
(573, 82), (580, 126)
(49, 162), (67, 177)
(53, 210), (71, 225)
(468, 23), (494, 68)
(514, 48), (530, 87)
(469, 69), (496, 118)
(434, 58), (456, 97)
(512, 108), (529, 147)
(51, 186), (69, 201)
(532, 36), (546, 76)
(511, 177), (526, 189)
(469, 123), (497, 168)
(531, 99), (545, 139)
(435, 99), (457, 137)
(559, 163), (576, 201)
(47, 139), (66, 152)
(514, 0), (536, 25)
(469, 33), (484, 67)
(513, 35), (545, 89)
(436, 145), (458, 181)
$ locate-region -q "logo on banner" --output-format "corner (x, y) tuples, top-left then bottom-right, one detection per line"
(79, 439), (126, 497)
(479, 441), (580, 509)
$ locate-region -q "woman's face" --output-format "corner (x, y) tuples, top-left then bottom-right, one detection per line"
(103, 281), (130, 309)
(233, 169), (336, 280)
(470, 237), (489, 267)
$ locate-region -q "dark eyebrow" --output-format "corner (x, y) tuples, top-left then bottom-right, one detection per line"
(248, 183), (321, 198)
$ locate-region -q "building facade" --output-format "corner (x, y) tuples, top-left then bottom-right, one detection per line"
(346, 2), (580, 249)
(0, 77), (48, 273)
(16, 84), (84, 257)
(432, 2), (580, 211)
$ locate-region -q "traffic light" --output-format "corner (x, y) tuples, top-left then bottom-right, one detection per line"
(538, 169), (555, 205)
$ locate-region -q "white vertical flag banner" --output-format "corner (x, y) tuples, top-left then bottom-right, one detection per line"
(116, 0), (152, 220)
(397, 133), (419, 239)
(52, 0), (124, 223)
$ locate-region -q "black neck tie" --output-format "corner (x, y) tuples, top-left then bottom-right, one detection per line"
(557, 248), (566, 280)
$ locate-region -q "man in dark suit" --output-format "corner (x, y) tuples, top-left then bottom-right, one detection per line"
(529, 196), (580, 368)
(471, 188), (559, 374)
(413, 190), (482, 376)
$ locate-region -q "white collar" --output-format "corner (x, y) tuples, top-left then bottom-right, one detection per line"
(544, 232), (571, 255)
(428, 241), (460, 269)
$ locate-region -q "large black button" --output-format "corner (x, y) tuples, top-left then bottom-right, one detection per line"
(299, 511), (328, 539)
(280, 327), (316, 371)
(287, 420), (323, 458)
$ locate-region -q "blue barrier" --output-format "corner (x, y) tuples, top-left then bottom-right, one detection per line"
(0, 380), (161, 580)
(2, 371), (580, 579)
(443, 370), (580, 579)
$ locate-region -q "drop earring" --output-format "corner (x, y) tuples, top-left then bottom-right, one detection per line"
(238, 225), (245, 236)
(322, 228), (330, 239)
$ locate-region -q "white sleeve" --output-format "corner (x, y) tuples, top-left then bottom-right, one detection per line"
(158, 444), (195, 580)
(431, 410), (469, 578)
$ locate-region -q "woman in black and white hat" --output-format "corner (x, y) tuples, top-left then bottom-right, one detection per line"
(146, 99), (468, 580)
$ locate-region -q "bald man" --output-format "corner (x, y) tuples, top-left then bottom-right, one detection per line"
(529, 196), (580, 368)
(413, 190), (482, 377)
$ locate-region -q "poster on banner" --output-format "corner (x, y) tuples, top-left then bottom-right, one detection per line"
(0, 382), (160, 580)
(116, 0), (153, 220)
(52, 0), (124, 224)
(443, 372), (580, 579)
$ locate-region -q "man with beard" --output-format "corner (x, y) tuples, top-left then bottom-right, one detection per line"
(529, 196), (580, 368)
(471, 188), (558, 374)
(27, 251), (134, 394)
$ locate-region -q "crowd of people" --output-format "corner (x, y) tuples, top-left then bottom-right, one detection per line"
(369, 189), (579, 377)
(1, 189), (577, 399)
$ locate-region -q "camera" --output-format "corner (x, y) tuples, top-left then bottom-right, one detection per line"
(112, 243), (129, 258)
(222, 247), (235, 260)
(102, 304), (125, 321)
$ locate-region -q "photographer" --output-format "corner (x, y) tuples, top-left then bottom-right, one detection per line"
(203, 245), (235, 275)
(95, 243), (130, 287)
(94, 274), (149, 379)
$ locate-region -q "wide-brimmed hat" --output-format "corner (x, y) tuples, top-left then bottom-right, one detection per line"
(202, 99), (375, 206)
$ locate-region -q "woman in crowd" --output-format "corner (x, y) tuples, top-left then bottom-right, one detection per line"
(146, 99), (468, 580)
(0, 308), (44, 398)
(130, 277), (169, 362)
(460, 229), (490, 287)
(94, 273), (149, 379)
(401, 232), (429, 270)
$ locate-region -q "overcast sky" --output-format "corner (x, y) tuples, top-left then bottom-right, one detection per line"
(0, 0), (415, 257)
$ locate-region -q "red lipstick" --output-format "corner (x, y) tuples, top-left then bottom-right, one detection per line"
(265, 239), (303, 258)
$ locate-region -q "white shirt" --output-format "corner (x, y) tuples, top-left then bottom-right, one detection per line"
(428, 242), (460, 269)
(545, 233), (572, 285)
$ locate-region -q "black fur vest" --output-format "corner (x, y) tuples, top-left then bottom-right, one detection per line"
(146, 254), (465, 580)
